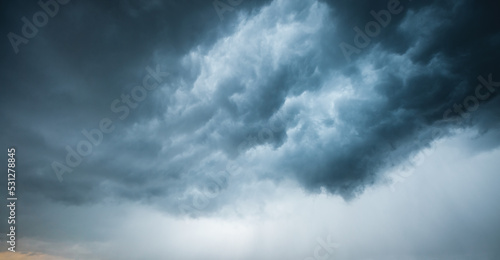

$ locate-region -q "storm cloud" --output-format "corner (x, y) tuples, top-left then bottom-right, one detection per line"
(1, 0), (499, 259)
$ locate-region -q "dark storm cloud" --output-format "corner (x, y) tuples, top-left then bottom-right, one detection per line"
(1, 0), (499, 224)
(264, 0), (500, 198)
(0, 0), (269, 204)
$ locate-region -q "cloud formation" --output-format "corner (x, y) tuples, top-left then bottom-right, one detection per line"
(1, 0), (499, 221)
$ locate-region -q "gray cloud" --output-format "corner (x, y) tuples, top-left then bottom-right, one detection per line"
(0, 1), (499, 256)
(1, 0), (499, 206)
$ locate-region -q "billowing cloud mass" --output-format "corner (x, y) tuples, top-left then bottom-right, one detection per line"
(0, 0), (499, 259)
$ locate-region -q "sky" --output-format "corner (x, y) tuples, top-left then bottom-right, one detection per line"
(0, 0), (499, 259)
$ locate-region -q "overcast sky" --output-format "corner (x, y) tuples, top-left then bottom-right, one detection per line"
(1, 0), (500, 259)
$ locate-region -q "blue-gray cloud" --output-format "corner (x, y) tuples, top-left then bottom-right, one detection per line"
(0, 0), (499, 246)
